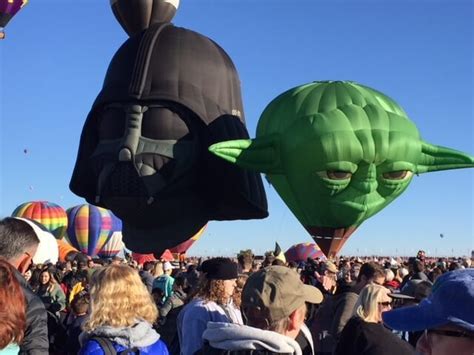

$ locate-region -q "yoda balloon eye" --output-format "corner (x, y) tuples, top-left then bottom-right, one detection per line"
(327, 171), (352, 180)
(383, 171), (412, 180)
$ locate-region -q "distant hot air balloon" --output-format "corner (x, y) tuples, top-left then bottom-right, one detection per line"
(0, 0), (28, 39)
(14, 218), (59, 265)
(159, 249), (174, 262)
(169, 225), (206, 254)
(12, 201), (68, 239)
(131, 252), (156, 265)
(285, 243), (326, 263)
(111, 0), (179, 36)
(66, 204), (113, 257)
(98, 231), (124, 258)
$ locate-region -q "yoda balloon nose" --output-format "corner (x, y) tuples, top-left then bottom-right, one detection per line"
(209, 81), (474, 257)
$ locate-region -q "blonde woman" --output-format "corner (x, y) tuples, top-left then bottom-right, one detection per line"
(177, 258), (241, 355)
(334, 284), (415, 355)
(79, 265), (168, 354)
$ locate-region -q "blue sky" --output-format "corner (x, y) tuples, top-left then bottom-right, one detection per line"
(1, 0), (472, 257)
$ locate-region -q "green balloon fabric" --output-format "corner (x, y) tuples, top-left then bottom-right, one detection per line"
(209, 81), (474, 257)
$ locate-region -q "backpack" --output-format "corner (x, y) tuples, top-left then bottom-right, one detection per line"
(90, 337), (140, 355)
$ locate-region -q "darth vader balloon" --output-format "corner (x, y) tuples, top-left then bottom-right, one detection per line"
(70, 1), (268, 254)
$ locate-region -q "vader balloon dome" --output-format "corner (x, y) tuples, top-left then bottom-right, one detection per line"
(70, 2), (268, 254)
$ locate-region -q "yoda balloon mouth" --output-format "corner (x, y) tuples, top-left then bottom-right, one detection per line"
(209, 81), (474, 257)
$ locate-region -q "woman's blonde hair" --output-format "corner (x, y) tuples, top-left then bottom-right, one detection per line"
(152, 261), (163, 278)
(353, 284), (388, 323)
(83, 265), (158, 331)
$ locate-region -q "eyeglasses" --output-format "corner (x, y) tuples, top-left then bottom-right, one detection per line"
(378, 301), (391, 307)
(426, 329), (473, 338)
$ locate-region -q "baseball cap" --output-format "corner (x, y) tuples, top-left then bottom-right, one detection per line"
(383, 269), (474, 332)
(163, 261), (173, 271)
(324, 261), (338, 273)
(241, 266), (323, 323)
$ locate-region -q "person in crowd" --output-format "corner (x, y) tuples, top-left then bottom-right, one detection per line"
(183, 264), (200, 292)
(383, 269), (474, 355)
(401, 258), (428, 289)
(395, 267), (408, 285)
(429, 267), (443, 283)
(65, 292), (90, 355)
(36, 269), (67, 315)
(334, 284), (415, 354)
(152, 261), (164, 278)
(177, 257), (242, 355)
(237, 250), (254, 274)
(311, 262), (385, 354)
(315, 261), (338, 295)
(0, 258), (27, 355)
(384, 268), (400, 290)
(23, 268), (32, 283)
(153, 261), (175, 302)
(139, 261), (155, 293)
(198, 265), (323, 354)
(79, 264), (168, 354)
(0, 217), (49, 354)
(157, 275), (189, 351)
(110, 256), (123, 265)
(68, 270), (89, 304)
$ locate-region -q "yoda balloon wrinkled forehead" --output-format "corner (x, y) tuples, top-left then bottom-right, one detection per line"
(210, 81), (474, 257)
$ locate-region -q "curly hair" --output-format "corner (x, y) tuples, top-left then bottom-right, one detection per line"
(0, 258), (26, 348)
(196, 278), (229, 305)
(232, 274), (248, 308)
(83, 265), (158, 331)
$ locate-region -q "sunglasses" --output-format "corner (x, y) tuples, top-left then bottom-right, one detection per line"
(379, 301), (391, 307)
(426, 329), (473, 338)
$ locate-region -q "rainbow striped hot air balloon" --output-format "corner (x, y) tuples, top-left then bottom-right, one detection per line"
(285, 243), (326, 263)
(98, 232), (124, 259)
(12, 201), (68, 239)
(169, 225), (206, 254)
(66, 204), (113, 257)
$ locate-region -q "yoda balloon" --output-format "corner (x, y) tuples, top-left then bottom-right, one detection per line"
(209, 81), (474, 257)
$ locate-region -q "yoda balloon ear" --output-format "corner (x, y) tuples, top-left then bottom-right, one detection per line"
(209, 80), (474, 258)
(417, 142), (474, 173)
(209, 135), (283, 174)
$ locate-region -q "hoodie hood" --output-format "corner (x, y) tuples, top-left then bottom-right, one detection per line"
(80, 320), (160, 348)
(203, 322), (302, 355)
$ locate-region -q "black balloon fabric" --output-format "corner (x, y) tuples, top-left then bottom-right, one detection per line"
(70, 22), (268, 255)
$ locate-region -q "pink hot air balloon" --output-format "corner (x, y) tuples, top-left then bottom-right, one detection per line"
(285, 243), (326, 263)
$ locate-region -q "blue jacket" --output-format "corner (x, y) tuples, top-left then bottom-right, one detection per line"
(79, 321), (169, 355)
(80, 338), (169, 355)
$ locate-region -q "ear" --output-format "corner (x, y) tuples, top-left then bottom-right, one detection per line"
(288, 305), (306, 331)
(417, 142), (474, 173)
(208, 135), (283, 174)
(17, 254), (32, 274)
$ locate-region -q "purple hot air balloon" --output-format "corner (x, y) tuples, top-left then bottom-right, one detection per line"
(285, 243), (326, 263)
(0, 0), (29, 39)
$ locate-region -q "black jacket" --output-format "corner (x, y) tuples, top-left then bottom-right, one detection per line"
(14, 269), (49, 355)
(197, 343), (292, 355)
(334, 317), (415, 355)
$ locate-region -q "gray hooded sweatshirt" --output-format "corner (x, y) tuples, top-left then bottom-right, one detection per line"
(202, 322), (302, 355)
(79, 320), (160, 348)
